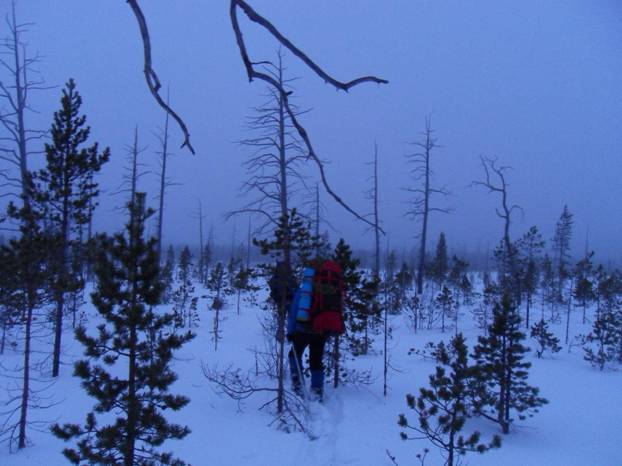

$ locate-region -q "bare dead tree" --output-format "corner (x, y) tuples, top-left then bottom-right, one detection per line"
(0, 1), (50, 209)
(114, 127), (149, 216)
(234, 52), (299, 409)
(246, 216), (252, 268)
(472, 156), (522, 290)
(301, 182), (335, 257)
(153, 90), (177, 264)
(202, 363), (315, 438)
(190, 200), (207, 283)
(404, 117), (450, 295)
(229, 51), (307, 231)
(365, 142), (383, 280)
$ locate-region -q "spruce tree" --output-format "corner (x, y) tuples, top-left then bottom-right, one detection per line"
(34, 79), (109, 377)
(399, 333), (501, 466)
(52, 198), (194, 466)
(530, 319), (561, 358)
(471, 294), (547, 434)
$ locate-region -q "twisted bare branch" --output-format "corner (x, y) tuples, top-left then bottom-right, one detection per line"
(126, 0), (195, 154)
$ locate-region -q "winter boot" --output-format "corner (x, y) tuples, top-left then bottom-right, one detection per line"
(310, 369), (324, 401)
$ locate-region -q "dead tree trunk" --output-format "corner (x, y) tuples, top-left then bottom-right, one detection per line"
(155, 93), (172, 264)
(0, 1), (48, 209)
(473, 157), (521, 297)
(404, 117), (449, 295)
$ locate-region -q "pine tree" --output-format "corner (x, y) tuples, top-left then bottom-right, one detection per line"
(552, 205), (573, 305)
(334, 239), (373, 355)
(394, 262), (413, 311)
(330, 239), (380, 390)
(207, 261), (233, 351)
(52, 198), (194, 466)
(472, 282), (499, 334)
(34, 79), (109, 377)
(160, 245), (175, 304)
(594, 268), (622, 319)
(1, 197), (50, 450)
(530, 319), (561, 358)
(434, 285), (455, 334)
(399, 333), (501, 466)
(171, 246), (197, 328)
(583, 307), (621, 370)
(573, 251), (594, 325)
(540, 254), (556, 321)
(254, 208), (316, 413)
(428, 232), (448, 287)
(448, 255), (469, 305)
(493, 238), (520, 300)
(516, 226), (545, 328)
(471, 294), (547, 434)
(231, 264), (257, 315)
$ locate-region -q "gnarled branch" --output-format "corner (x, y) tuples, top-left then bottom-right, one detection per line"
(126, 0), (195, 154)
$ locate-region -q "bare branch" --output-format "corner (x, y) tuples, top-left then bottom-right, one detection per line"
(126, 0), (195, 154)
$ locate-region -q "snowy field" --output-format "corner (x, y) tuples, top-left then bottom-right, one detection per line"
(1, 286), (621, 466)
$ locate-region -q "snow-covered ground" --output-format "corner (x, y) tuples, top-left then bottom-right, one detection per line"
(1, 286), (621, 466)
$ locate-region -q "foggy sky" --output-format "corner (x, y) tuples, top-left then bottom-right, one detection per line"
(3, 0), (622, 263)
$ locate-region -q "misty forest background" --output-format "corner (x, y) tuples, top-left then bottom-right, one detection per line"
(0, 1), (621, 466)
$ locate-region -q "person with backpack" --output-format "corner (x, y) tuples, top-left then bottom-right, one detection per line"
(286, 258), (345, 400)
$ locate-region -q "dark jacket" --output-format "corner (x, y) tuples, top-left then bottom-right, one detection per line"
(268, 262), (296, 306)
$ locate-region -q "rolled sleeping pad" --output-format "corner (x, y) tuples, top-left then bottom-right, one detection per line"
(296, 267), (315, 322)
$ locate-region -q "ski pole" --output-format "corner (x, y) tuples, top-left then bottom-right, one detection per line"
(291, 343), (310, 401)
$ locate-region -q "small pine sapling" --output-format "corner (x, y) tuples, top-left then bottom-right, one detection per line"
(160, 245), (175, 304)
(530, 319), (561, 358)
(171, 246), (197, 328)
(434, 285), (456, 334)
(582, 309), (621, 370)
(471, 294), (547, 434)
(399, 333), (501, 466)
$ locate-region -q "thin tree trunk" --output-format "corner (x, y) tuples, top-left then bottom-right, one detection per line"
(156, 99), (170, 265)
(125, 199), (141, 466)
(416, 136), (430, 295)
(52, 195), (70, 377)
(0, 317), (7, 354)
(373, 144), (380, 281)
(383, 303), (388, 397)
(18, 302), (33, 449)
(275, 55), (290, 415)
(333, 335), (340, 389)
(565, 283), (572, 344)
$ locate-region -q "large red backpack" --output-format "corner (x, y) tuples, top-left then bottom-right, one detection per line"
(310, 260), (345, 335)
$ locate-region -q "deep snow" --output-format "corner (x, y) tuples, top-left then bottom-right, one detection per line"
(1, 285), (621, 466)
